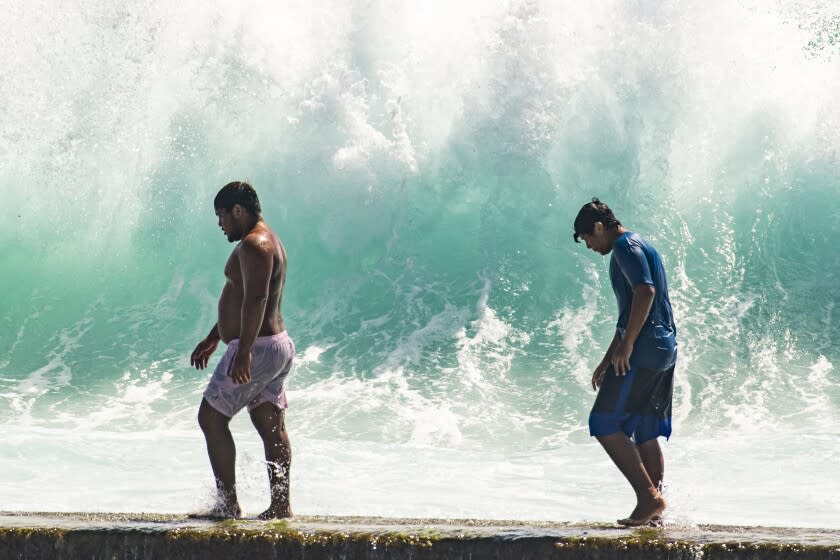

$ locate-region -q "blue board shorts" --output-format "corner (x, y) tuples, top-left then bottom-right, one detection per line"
(203, 332), (295, 418)
(589, 362), (675, 444)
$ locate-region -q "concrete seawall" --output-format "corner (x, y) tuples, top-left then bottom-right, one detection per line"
(2, 512), (839, 559)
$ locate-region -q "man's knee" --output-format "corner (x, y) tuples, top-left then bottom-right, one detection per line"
(198, 400), (230, 434)
(197, 410), (211, 433)
(254, 419), (287, 443)
(595, 431), (623, 445)
(250, 404), (285, 439)
(636, 436), (661, 451)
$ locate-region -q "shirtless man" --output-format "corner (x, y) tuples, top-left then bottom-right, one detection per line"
(190, 181), (295, 519)
(573, 198), (677, 527)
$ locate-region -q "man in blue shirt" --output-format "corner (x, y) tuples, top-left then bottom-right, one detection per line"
(573, 198), (677, 527)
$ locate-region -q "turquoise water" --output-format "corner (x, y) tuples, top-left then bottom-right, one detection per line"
(1, 0), (839, 527)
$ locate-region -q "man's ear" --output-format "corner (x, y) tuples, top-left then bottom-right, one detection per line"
(593, 221), (604, 235)
(232, 203), (243, 218)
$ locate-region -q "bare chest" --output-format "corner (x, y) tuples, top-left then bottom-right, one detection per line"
(223, 250), (242, 289)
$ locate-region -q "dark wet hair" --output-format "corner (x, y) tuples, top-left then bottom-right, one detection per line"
(573, 198), (621, 242)
(214, 181), (262, 216)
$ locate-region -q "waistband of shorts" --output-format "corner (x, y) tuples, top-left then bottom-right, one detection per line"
(227, 331), (289, 348)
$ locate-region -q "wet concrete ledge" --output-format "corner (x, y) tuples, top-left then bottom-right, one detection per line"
(2, 512), (839, 559)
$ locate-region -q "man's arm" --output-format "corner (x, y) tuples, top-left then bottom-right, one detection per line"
(600, 330), (620, 368)
(592, 329), (621, 390)
(230, 237), (272, 383)
(205, 323), (221, 342)
(191, 323), (221, 370)
(611, 284), (655, 375)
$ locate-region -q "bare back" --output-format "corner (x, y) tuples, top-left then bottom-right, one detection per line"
(217, 222), (286, 343)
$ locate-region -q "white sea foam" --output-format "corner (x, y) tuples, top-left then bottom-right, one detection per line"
(1, 0), (839, 529)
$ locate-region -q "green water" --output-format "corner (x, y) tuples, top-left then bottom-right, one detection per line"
(1, 0), (838, 527)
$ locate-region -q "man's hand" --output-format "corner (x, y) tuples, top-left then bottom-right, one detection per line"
(230, 349), (252, 384)
(591, 362), (609, 391)
(611, 340), (633, 376)
(190, 337), (219, 369)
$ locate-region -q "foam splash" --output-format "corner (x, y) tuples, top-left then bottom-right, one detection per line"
(1, 0), (839, 528)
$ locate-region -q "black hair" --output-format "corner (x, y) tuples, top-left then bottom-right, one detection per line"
(214, 181), (262, 216)
(573, 198), (621, 243)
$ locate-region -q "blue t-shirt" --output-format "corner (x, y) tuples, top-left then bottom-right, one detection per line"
(609, 232), (677, 370)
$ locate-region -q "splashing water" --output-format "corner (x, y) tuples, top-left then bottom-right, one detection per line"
(1, 0), (839, 528)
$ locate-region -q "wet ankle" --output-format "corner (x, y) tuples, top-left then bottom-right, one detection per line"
(638, 487), (661, 502)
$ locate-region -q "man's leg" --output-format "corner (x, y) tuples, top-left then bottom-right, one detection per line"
(596, 431), (665, 526)
(249, 402), (293, 519)
(637, 438), (664, 492)
(197, 398), (241, 518)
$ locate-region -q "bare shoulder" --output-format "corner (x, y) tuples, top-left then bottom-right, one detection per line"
(238, 229), (275, 260)
(247, 226), (278, 248)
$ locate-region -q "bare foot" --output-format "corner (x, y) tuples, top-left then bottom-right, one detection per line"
(188, 501), (242, 520)
(617, 493), (666, 527)
(258, 504), (293, 520)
